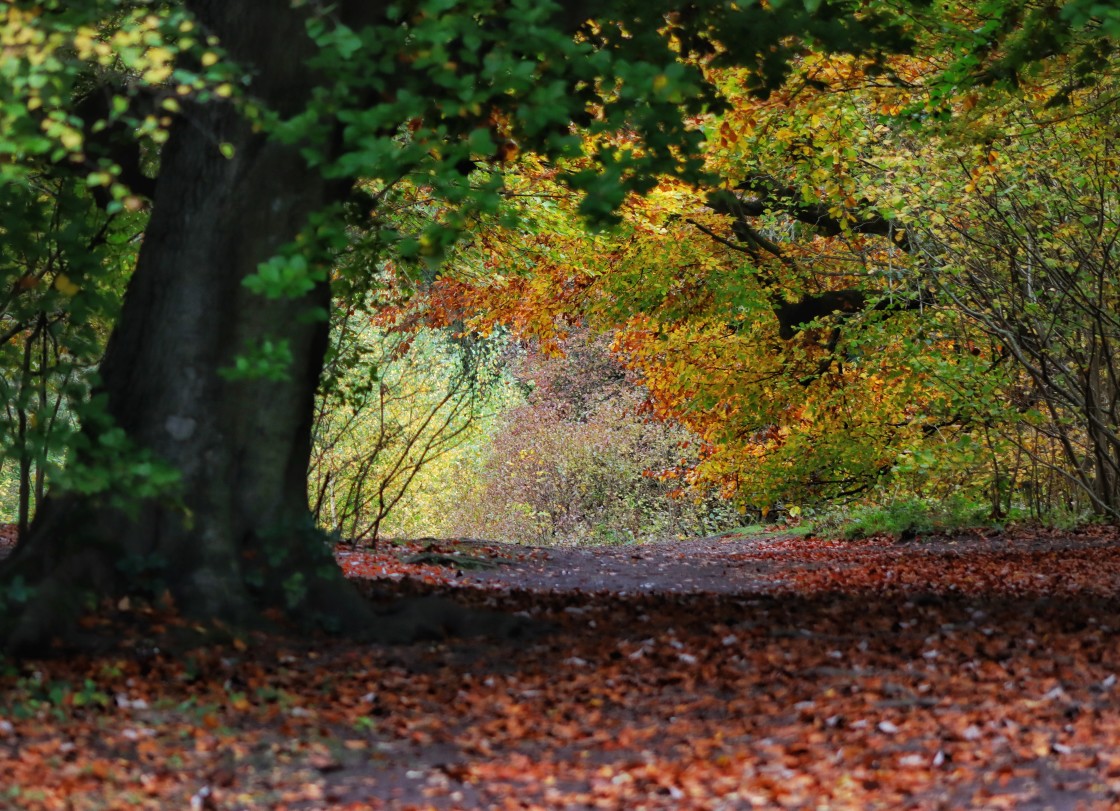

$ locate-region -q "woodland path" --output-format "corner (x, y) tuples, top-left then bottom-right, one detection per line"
(3, 524), (1120, 809)
(403, 526), (1114, 595)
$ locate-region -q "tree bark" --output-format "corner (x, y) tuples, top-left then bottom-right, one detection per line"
(0, 0), (377, 651)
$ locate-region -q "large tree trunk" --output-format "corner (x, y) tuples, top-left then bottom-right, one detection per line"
(0, 1), (377, 650)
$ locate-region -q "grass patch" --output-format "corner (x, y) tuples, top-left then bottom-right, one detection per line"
(816, 495), (993, 540)
(721, 523), (815, 538)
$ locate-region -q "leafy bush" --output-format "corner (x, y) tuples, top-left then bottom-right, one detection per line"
(815, 494), (993, 540)
(444, 332), (742, 545)
(0, 180), (134, 532)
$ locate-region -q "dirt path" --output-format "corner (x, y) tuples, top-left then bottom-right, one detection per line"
(332, 525), (1120, 809)
(455, 533), (803, 594)
(423, 524), (1120, 597)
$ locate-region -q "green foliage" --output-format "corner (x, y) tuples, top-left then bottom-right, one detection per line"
(0, 171), (137, 528)
(727, 522), (816, 538)
(49, 399), (181, 516)
(243, 255), (322, 300)
(891, 70), (1120, 517)
(6, 672), (110, 721)
(0, 3), (236, 190)
(1062, 0), (1120, 38)
(282, 572), (307, 610)
(0, 3), (224, 524)
(0, 575), (33, 609)
(818, 495), (993, 540)
(281, 0), (712, 240)
(906, 0), (1120, 107)
(219, 339), (296, 383)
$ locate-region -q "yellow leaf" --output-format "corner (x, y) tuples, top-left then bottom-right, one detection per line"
(54, 274), (79, 296)
(59, 128), (83, 151)
(144, 64), (173, 83)
(145, 45), (173, 64)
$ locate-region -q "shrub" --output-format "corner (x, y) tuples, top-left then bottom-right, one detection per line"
(444, 331), (742, 544)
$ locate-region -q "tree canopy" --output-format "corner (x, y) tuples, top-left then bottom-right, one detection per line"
(418, 0), (1120, 521)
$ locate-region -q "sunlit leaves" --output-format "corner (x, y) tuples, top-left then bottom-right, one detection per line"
(287, 0), (708, 241)
(310, 295), (513, 542)
(417, 0), (1120, 517)
(0, 3), (234, 196)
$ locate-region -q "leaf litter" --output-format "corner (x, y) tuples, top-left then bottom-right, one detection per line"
(3, 526), (1120, 809)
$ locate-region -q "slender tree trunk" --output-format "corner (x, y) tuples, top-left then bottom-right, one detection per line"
(0, 0), (376, 650)
(34, 323), (47, 510)
(16, 326), (34, 541)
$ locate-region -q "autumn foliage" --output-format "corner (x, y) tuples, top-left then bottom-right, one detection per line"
(403, 17), (1120, 523)
(3, 1), (1120, 806)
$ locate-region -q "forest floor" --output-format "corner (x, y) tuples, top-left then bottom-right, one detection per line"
(3, 524), (1120, 809)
